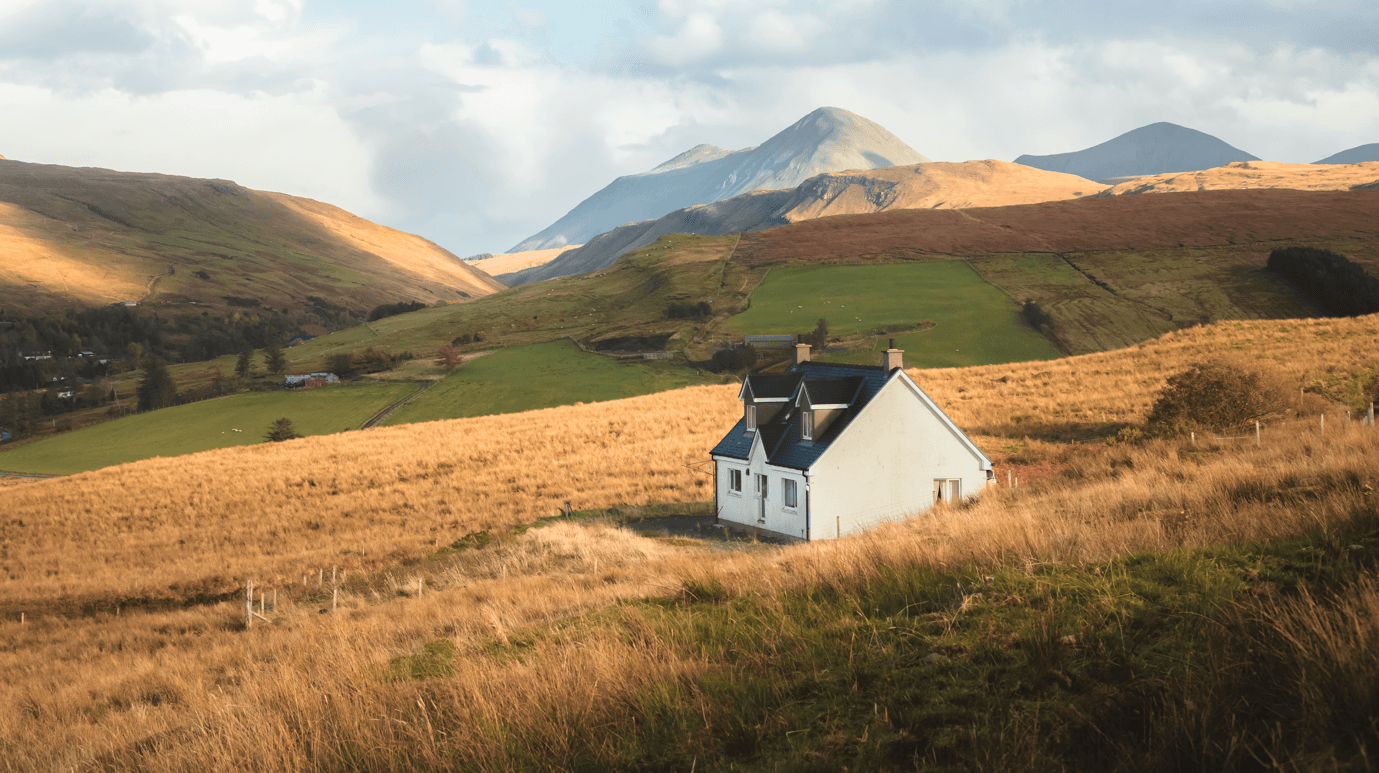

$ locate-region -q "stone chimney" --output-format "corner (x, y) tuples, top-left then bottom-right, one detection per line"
(794, 342), (811, 365)
(882, 338), (903, 372)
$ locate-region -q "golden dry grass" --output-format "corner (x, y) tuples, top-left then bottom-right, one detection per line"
(5, 315), (1377, 612)
(3, 415), (1376, 770)
(3, 313), (1378, 770)
(1105, 159), (1379, 196)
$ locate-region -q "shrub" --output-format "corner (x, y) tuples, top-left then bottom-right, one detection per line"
(325, 353), (356, 378)
(1147, 360), (1290, 433)
(667, 301), (712, 320)
(1022, 299), (1053, 331)
(710, 345), (757, 373)
(264, 417), (300, 442)
(368, 301), (427, 322)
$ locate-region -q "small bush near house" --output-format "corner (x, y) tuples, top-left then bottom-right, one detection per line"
(1147, 359), (1290, 433)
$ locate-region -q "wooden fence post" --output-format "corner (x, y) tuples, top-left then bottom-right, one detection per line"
(418, 578), (423, 597)
(1190, 431), (1195, 446)
(318, 569), (323, 586)
(246, 580), (253, 630)
(1320, 414), (1325, 434)
(333, 587), (338, 610)
(1370, 402), (1375, 426)
(1256, 421), (1261, 447)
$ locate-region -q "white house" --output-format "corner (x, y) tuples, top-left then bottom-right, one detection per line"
(710, 341), (993, 541)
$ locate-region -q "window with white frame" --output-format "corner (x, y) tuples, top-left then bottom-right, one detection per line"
(801, 410), (814, 440)
(729, 468), (742, 493)
(783, 478), (798, 508)
(746, 404), (757, 431)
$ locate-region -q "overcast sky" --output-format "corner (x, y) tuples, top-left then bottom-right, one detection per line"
(1, 0), (1376, 256)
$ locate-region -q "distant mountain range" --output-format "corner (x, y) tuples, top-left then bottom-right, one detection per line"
(0, 159), (503, 315)
(1315, 143), (1379, 164)
(1015, 122), (1260, 182)
(508, 107), (930, 253)
(501, 160), (1104, 285)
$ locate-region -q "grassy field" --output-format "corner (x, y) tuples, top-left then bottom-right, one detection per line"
(0, 382), (415, 475)
(969, 248), (1327, 355)
(725, 261), (1063, 368)
(382, 340), (716, 425)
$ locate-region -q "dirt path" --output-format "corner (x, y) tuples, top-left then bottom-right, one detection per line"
(359, 381), (435, 429)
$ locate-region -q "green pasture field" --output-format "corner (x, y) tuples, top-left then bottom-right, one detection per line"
(970, 248), (1325, 356)
(0, 382), (416, 475)
(383, 340), (714, 425)
(726, 261), (1062, 369)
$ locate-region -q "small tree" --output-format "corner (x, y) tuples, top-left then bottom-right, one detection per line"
(136, 356), (178, 411)
(1147, 360), (1290, 433)
(326, 352), (356, 379)
(437, 345), (461, 372)
(264, 417), (300, 442)
(811, 318), (829, 348)
(235, 349), (253, 380)
(265, 344), (287, 375)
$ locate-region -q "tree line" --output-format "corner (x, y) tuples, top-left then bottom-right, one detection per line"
(1267, 246), (1379, 316)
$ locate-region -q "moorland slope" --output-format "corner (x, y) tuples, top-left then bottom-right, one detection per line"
(503, 160), (1104, 284)
(1100, 159), (1379, 196)
(0, 159), (504, 315)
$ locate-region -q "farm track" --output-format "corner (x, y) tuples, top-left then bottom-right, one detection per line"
(360, 380), (434, 429)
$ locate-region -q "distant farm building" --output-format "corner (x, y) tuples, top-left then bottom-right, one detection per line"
(284, 372), (340, 389)
(710, 341), (992, 542)
(742, 334), (796, 349)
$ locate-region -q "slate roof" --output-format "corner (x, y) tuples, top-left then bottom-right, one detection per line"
(710, 362), (893, 471)
(744, 373), (803, 400)
(799, 376), (864, 406)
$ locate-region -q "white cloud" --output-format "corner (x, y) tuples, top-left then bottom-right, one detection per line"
(1, 0), (1377, 258)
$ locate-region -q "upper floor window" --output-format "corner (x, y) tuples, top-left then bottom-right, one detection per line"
(746, 404), (757, 431)
(801, 410), (814, 440)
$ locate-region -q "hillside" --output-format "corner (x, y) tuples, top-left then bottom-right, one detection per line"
(1315, 142), (1379, 164)
(1099, 159), (1379, 196)
(1015, 121), (1259, 182)
(509, 106), (930, 254)
(0, 158), (504, 315)
(4, 313), (1378, 770)
(466, 244), (580, 275)
(503, 160), (1105, 284)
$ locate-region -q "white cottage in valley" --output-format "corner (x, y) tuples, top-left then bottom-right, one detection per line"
(710, 341), (993, 541)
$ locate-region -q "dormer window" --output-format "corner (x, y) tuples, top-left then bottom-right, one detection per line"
(802, 410), (814, 440)
(746, 404), (757, 431)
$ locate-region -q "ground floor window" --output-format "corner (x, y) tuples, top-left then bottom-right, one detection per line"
(933, 478), (961, 504)
(783, 478), (798, 508)
(729, 468), (742, 492)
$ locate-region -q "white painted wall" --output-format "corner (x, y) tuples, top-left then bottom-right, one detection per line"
(713, 443), (810, 540)
(808, 374), (991, 539)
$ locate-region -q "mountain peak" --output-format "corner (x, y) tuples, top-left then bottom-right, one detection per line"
(1314, 143), (1379, 164)
(510, 107), (928, 253)
(1015, 122), (1258, 182)
(648, 144), (737, 174)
